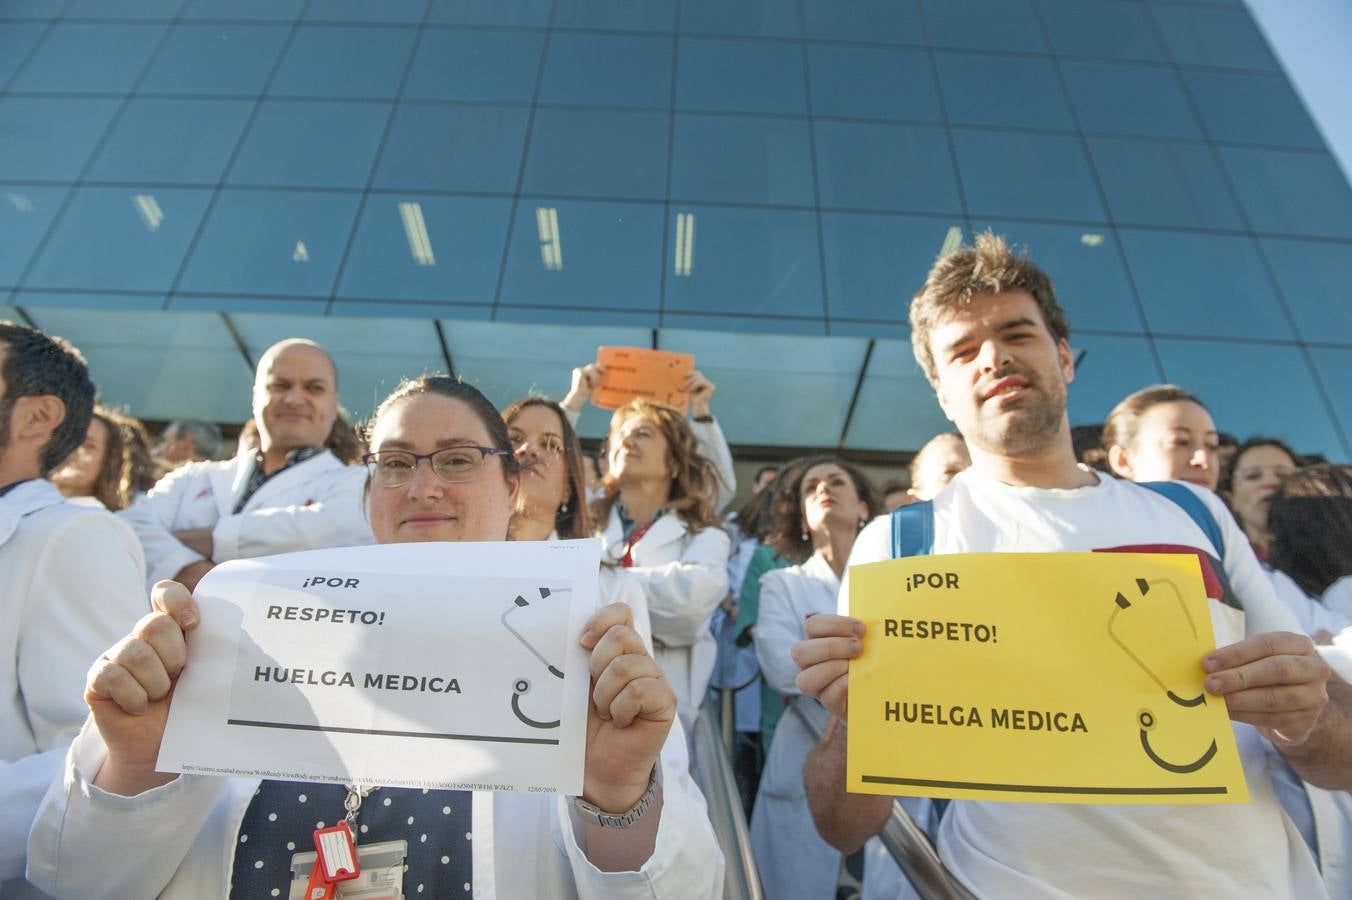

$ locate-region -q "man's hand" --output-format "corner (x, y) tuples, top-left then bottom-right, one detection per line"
(86, 581), (199, 795)
(579, 603), (675, 813)
(1204, 631), (1331, 745)
(792, 614), (865, 721)
(684, 370), (715, 419)
(173, 560), (214, 592)
(173, 527), (214, 559)
(562, 362), (604, 414)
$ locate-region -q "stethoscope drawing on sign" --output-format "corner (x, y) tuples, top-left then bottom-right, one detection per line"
(502, 587), (570, 729)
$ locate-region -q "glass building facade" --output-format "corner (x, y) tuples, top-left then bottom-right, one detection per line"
(2, 0), (1351, 459)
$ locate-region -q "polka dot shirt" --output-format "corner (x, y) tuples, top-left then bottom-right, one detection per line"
(229, 781), (472, 898)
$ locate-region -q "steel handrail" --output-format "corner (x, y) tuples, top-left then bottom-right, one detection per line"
(692, 699), (765, 900)
(788, 697), (976, 900)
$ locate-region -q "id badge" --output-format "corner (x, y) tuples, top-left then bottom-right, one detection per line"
(289, 840), (408, 900)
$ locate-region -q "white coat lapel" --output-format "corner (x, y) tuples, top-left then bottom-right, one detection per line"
(628, 513), (686, 567)
(217, 453), (253, 517)
(241, 451), (338, 513)
(0, 479), (65, 547)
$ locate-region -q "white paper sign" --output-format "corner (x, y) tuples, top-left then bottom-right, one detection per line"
(157, 540), (600, 795)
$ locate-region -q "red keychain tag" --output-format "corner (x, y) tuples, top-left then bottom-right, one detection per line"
(305, 823), (361, 898)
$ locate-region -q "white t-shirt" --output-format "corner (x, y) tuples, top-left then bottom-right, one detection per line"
(843, 467), (1324, 899)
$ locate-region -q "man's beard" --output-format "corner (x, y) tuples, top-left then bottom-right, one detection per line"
(966, 371), (1067, 458)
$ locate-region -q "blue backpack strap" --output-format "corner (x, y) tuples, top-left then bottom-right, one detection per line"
(1138, 481), (1225, 558)
(890, 500), (935, 559)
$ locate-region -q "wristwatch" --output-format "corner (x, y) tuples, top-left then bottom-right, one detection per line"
(571, 765), (661, 828)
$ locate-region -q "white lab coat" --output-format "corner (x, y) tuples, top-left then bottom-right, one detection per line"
(0, 480), (146, 889)
(26, 610), (724, 900)
(120, 448), (373, 589)
(599, 509), (730, 734)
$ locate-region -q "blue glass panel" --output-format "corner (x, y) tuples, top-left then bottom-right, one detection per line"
(178, 190), (361, 296)
(539, 33), (673, 110)
(935, 52), (1074, 131)
(0, 97), (118, 179)
(921, 0), (1045, 53)
(330, 299), (493, 319)
(679, 0), (799, 38)
(1184, 70), (1323, 151)
(2, 0), (78, 19)
(844, 338), (953, 452)
(801, 0), (924, 45)
(1306, 348), (1352, 457)
(670, 114), (814, 206)
(336, 195), (511, 303)
(661, 313), (824, 336)
(1156, 338), (1344, 458)
(1087, 137), (1244, 231)
(661, 329), (867, 444)
(21, 308), (252, 422)
(65, 0), (184, 17)
(551, 0), (676, 32)
(820, 213), (957, 322)
(15, 291), (166, 311)
(1065, 334), (1163, 427)
(305, 0), (426, 23)
(663, 206), (823, 318)
(1117, 229), (1293, 341)
(10, 22), (166, 94)
(0, 22), (46, 86)
(499, 199), (664, 310)
(403, 29), (544, 103)
(25, 188), (212, 292)
(227, 100), (389, 189)
(1061, 60), (1201, 140)
(1261, 239), (1352, 346)
(1039, 0), (1165, 62)
(373, 104), (528, 194)
(814, 121), (961, 215)
(676, 38), (805, 116)
(953, 129), (1106, 222)
(442, 321), (652, 423)
(269, 25), (415, 99)
(1220, 147), (1352, 240)
(0, 187), (69, 287)
(494, 305), (658, 329)
(522, 109), (668, 200)
(170, 294), (328, 315)
(807, 44), (939, 122)
(140, 24), (289, 96)
(974, 221), (1143, 334)
(427, 0), (550, 27)
(87, 98), (254, 185)
(1151, 4), (1279, 72)
(184, 0), (303, 21)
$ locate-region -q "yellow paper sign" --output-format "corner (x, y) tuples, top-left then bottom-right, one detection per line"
(846, 553), (1249, 805)
(592, 346), (695, 413)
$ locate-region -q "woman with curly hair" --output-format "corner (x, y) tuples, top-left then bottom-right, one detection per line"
(50, 405), (159, 511)
(593, 398), (730, 733)
(503, 396), (593, 541)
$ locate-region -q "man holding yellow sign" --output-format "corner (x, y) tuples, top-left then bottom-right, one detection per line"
(792, 235), (1351, 898)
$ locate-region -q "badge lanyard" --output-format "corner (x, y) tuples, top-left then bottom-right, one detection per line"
(304, 785), (378, 900)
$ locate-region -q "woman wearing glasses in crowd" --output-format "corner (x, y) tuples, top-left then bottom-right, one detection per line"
(28, 376), (722, 899)
(1223, 437), (1303, 562)
(592, 398), (730, 735)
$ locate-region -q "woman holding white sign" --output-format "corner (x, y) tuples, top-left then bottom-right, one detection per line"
(28, 376), (723, 900)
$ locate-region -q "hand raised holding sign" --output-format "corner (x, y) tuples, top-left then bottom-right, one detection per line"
(791, 614), (866, 721)
(85, 579), (198, 795)
(1204, 631), (1331, 745)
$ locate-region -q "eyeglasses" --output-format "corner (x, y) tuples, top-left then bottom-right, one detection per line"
(363, 446), (511, 488)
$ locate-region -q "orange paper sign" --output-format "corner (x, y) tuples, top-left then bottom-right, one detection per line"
(592, 346), (695, 413)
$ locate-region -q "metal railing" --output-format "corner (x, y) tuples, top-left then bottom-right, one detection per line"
(788, 698), (977, 900)
(692, 698), (765, 900)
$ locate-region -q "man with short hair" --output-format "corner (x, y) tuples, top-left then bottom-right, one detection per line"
(122, 339), (372, 592)
(907, 432), (970, 502)
(794, 235), (1349, 897)
(155, 418), (222, 464)
(0, 322), (146, 891)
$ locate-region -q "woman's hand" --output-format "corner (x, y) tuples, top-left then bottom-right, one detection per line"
(562, 362), (605, 415)
(85, 580), (199, 795)
(578, 603), (675, 812)
(684, 370), (716, 419)
(791, 614), (866, 721)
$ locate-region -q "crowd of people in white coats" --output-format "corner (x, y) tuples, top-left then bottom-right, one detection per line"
(5, 233), (1352, 898)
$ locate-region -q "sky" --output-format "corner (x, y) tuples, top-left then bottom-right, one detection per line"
(1247, 0), (1352, 184)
